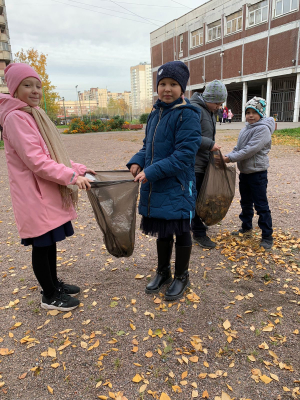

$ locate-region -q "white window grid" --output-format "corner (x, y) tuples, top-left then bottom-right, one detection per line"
(226, 12), (243, 34)
(179, 35), (183, 53)
(207, 22), (221, 42)
(248, 0), (268, 26)
(191, 28), (203, 48)
(275, 0), (298, 16)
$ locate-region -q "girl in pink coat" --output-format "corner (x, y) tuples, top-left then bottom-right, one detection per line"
(0, 63), (95, 311)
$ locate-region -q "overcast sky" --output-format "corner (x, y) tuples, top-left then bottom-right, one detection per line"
(7, 0), (206, 100)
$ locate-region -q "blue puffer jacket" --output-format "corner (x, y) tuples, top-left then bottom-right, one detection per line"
(127, 97), (202, 221)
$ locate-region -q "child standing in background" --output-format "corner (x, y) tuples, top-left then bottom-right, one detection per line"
(222, 108), (228, 123)
(0, 63), (95, 311)
(224, 97), (275, 250)
(127, 61), (201, 300)
(227, 109), (233, 123)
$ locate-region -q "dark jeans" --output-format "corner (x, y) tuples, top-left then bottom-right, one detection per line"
(239, 170), (273, 238)
(191, 173), (207, 238)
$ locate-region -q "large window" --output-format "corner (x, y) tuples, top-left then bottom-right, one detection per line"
(275, 0), (298, 16)
(0, 41), (9, 51)
(226, 11), (243, 34)
(248, 0), (268, 26)
(207, 20), (221, 42)
(191, 28), (203, 48)
(179, 34), (183, 53)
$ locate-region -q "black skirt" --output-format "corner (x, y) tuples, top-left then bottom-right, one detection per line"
(21, 221), (74, 247)
(140, 216), (190, 238)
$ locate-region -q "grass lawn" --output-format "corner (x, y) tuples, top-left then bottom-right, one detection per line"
(273, 127), (300, 146)
(0, 140), (4, 149)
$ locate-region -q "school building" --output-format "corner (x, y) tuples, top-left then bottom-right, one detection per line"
(0, 0), (12, 94)
(150, 0), (300, 122)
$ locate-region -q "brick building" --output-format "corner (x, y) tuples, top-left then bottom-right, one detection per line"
(0, 0), (12, 94)
(150, 0), (300, 121)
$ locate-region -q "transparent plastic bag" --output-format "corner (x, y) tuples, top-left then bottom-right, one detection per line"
(86, 170), (139, 257)
(196, 150), (236, 226)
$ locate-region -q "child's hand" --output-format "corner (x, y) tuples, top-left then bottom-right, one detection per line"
(86, 168), (96, 175)
(134, 171), (148, 184)
(75, 176), (92, 190)
(211, 143), (221, 151)
(130, 164), (141, 177)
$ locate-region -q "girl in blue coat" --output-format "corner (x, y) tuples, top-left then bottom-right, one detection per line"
(127, 61), (202, 300)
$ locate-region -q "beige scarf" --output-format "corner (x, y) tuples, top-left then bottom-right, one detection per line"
(21, 106), (78, 209)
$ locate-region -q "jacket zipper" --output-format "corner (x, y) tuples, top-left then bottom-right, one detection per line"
(148, 108), (163, 216)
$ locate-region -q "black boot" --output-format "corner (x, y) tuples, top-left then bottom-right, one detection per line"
(164, 245), (191, 301)
(145, 240), (173, 294)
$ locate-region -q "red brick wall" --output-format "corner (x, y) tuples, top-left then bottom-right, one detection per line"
(223, 45), (242, 79)
(152, 44), (162, 68)
(223, 30), (243, 45)
(189, 58), (204, 85)
(163, 38), (174, 64)
(205, 53), (221, 81)
(271, 10), (300, 29)
(244, 22), (268, 38)
(243, 37), (268, 75)
(152, 71), (158, 93)
(268, 29), (298, 70)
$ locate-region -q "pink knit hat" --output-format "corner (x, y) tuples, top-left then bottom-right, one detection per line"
(4, 63), (41, 96)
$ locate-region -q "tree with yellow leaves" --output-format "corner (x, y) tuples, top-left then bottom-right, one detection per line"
(14, 48), (60, 120)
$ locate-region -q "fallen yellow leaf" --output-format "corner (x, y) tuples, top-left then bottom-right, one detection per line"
(160, 393), (171, 400)
(223, 320), (231, 330)
(132, 374), (142, 383)
(47, 385), (54, 394)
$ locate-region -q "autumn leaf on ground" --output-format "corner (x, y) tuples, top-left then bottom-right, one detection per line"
(160, 393), (171, 400)
(47, 385), (54, 394)
(132, 374), (142, 383)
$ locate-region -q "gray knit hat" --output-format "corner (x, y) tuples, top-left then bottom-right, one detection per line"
(157, 61), (190, 93)
(202, 80), (227, 103)
(245, 97), (266, 117)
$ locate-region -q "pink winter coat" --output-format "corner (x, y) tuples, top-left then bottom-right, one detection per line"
(0, 94), (87, 238)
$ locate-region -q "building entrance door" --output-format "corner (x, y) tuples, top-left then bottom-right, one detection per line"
(271, 77), (296, 122)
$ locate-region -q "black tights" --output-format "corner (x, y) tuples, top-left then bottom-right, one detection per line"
(158, 231), (192, 247)
(32, 243), (58, 298)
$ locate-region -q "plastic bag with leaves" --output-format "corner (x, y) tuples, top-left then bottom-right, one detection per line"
(196, 150), (236, 226)
(86, 171), (139, 257)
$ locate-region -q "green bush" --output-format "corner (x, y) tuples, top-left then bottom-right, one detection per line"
(63, 116), (126, 134)
(139, 113), (149, 124)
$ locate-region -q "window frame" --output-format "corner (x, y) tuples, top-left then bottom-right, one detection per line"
(225, 11), (243, 35)
(207, 20), (222, 43)
(190, 28), (203, 49)
(274, 0), (298, 17)
(179, 34), (184, 54)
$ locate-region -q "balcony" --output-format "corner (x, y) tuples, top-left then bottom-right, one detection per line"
(0, 15), (5, 27)
(0, 33), (8, 42)
(0, 50), (11, 61)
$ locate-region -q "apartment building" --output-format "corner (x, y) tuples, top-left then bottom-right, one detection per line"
(59, 88), (132, 118)
(150, 0), (300, 121)
(130, 62), (153, 115)
(0, 0), (12, 93)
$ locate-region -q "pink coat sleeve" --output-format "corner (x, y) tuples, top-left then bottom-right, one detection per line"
(5, 112), (79, 186)
(71, 160), (87, 176)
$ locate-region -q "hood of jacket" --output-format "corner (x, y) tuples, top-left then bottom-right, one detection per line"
(0, 94), (29, 126)
(153, 96), (201, 116)
(190, 92), (211, 112)
(244, 117), (275, 134)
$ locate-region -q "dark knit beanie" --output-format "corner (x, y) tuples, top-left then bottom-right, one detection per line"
(156, 61), (190, 93)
